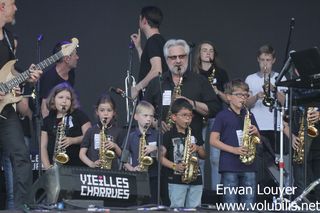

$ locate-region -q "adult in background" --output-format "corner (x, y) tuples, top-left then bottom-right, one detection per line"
(40, 41), (79, 117)
(130, 6), (168, 99)
(192, 41), (229, 191)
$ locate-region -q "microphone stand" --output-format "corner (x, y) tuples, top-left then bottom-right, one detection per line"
(118, 96), (137, 170)
(125, 41), (136, 124)
(156, 73), (163, 206)
(35, 35), (43, 177)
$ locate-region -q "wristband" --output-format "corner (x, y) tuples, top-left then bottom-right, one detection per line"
(193, 100), (197, 110)
(172, 163), (176, 171)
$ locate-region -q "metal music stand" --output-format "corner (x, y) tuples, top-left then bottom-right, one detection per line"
(275, 47), (320, 202)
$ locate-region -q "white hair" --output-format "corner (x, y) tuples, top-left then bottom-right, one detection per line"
(163, 39), (190, 58)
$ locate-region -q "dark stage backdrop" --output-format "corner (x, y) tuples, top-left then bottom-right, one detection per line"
(12, 0), (320, 124)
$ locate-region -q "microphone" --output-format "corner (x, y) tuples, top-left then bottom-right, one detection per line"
(37, 34), (44, 42)
(129, 40), (135, 49)
(290, 17), (295, 29)
(109, 87), (126, 98)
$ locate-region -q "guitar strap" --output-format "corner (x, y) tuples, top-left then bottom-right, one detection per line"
(3, 29), (15, 58)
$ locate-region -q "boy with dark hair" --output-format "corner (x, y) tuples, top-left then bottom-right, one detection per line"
(161, 98), (206, 208)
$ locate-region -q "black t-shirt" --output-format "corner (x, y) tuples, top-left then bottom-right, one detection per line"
(0, 29), (15, 69)
(144, 70), (221, 143)
(199, 65), (229, 109)
(81, 122), (124, 169)
(39, 65), (75, 99)
(138, 34), (168, 82)
(163, 126), (203, 185)
(42, 108), (90, 166)
(199, 65), (229, 92)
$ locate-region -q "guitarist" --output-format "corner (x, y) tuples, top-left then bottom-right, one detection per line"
(0, 0), (42, 209)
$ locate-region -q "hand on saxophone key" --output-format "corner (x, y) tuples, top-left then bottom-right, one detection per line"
(249, 125), (259, 136)
(291, 134), (300, 151)
(175, 162), (186, 173)
(233, 146), (248, 156)
(307, 108), (319, 123)
(60, 136), (74, 148)
(189, 144), (199, 153)
(144, 145), (157, 155)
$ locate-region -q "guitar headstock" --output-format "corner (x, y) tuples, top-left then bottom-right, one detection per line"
(60, 38), (79, 56)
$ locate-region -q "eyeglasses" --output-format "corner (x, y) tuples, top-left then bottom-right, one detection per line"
(176, 113), (193, 119)
(167, 54), (187, 60)
(232, 93), (250, 98)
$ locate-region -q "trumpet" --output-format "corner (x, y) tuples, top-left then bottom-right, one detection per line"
(262, 66), (275, 109)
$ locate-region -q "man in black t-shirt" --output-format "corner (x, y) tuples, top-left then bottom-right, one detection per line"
(130, 6), (168, 99)
(39, 41), (78, 117)
(0, 0), (42, 209)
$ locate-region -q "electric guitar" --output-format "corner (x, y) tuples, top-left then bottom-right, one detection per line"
(0, 38), (79, 113)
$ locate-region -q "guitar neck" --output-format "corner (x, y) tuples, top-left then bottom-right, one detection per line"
(2, 51), (63, 93)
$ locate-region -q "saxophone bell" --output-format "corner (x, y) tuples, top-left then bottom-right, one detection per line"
(138, 124), (153, 171)
(307, 107), (319, 138)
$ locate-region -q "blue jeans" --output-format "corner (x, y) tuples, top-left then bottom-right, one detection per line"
(221, 172), (256, 205)
(168, 184), (203, 208)
(1, 154), (14, 209)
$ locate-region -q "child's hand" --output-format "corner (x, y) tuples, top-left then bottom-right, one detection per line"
(291, 134), (300, 151)
(60, 137), (74, 148)
(249, 125), (259, 136)
(175, 162), (186, 173)
(144, 145), (157, 155)
(105, 141), (116, 150)
(90, 160), (100, 168)
(189, 144), (199, 153)
(233, 146), (248, 156)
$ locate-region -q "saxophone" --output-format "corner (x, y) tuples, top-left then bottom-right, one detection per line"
(181, 125), (199, 183)
(54, 115), (69, 164)
(207, 64), (216, 87)
(307, 107), (319, 138)
(138, 125), (153, 172)
(166, 67), (183, 128)
(239, 105), (260, 165)
(293, 112), (306, 164)
(99, 120), (116, 170)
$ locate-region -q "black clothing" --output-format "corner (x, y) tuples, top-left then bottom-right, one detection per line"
(81, 122), (124, 169)
(162, 126), (203, 185)
(199, 65), (229, 112)
(138, 34), (168, 82)
(39, 66), (75, 99)
(144, 70), (221, 143)
(0, 28), (32, 209)
(42, 109), (90, 166)
(199, 65), (229, 93)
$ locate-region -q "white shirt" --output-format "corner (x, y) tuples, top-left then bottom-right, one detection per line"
(245, 71), (286, 131)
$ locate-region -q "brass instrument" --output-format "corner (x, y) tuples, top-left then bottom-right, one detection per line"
(138, 125), (153, 172)
(166, 67), (183, 128)
(54, 115), (69, 164)
(99, 120), (116, 170)
(293, 112), (306, 164)
(240, 105), (260, 165)
(262, 68), (275, 108)
(307, 107), (319, 138)
(181, 125), (199, 183)
(207, 67), (216, 87)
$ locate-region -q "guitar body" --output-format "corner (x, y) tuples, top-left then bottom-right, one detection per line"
(0, 37), (79, 113)
(0, 60), (23, 112)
